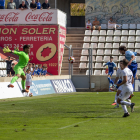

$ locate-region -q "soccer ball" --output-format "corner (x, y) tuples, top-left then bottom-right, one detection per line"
(29, 93), (33, 97)
(68, 56), (75, 63)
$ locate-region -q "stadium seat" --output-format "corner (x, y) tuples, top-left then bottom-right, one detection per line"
(113, 70), (116, 75)
(79, 63), (86, 69)
(118, 63), (120, 68)
(113, 43), (119, 48)
(0, 56), (1, 61)
(112, 49), (119, 55)
(0, 70), (3, 77)
(99, 36), (105, 42)
(106, 36), (113, 42)
(100, 30), (106, 35)
(91, 36), (98, 42)
(119, 56), (125, 60)
(121, 36), (127, 42)
(3, 62), (6, 68)
(107, 30), (113, 35)
(112, 56), (118, 62)
(92, 49), (96, 55)
(98, 43), (104, 48)
(101, 24), (107, 29)
(96, 56), (103, 62)
(120, 43), (127, 47)
(95, 63), (102, 68)
(128, 36), (135, 42)
(80, 56), (88, 61)
(104, 49), (111, 55)
(128, 43), (134, 48)
(85, 30), (91, 35)
(129, 30), (135, 35)
(137, 70), (140, 75)
(87, 63), (94, 68)
(0, 62), (2, 68)
(136, 30), (140, 35)
(88, 56), (95, 61)
(135, 43), (140, 48)
(135, 49), (140, 54)
(90, 43), (97, 48)
(128, 49), (134, 52)
(84, 36), (90, 42)
(3, 70), (7, 77)
(136, 36), (140, 42)
(114, 30), (121, 35)
(122, 30), (128, 35)
(122, 24), (128, 29)
(104, 56), (110, 62)
(83, 43), (90, 48)
(137, 24), (140, 29)
(114, 36), (120, 42)
(81, 50), (88, 55)
(136, 56), (140, 62)
(97, 49), (104, 55)
(94, 70), (101, 75)
(105, 43), (112, 48)
(102, 70), (107, 75)
(86, 70), (93, 75)
(92, 30), (99, 35)
(130, 24), (136, 29)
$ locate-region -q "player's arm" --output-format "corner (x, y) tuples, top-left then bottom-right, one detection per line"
(10, 57), (15, 60)
(103, 63), (108, 67)
(117, 76), (127, 87)
(132, 76), (134, 84)
(128, 55), (135, 65)
(114, 77), (119, 84)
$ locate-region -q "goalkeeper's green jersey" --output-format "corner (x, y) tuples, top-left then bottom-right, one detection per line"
(14, 51), (29, 68)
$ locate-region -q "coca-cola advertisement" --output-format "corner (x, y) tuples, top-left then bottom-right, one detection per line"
(0, 9), (66, 27)
(0, 25), (66, 75)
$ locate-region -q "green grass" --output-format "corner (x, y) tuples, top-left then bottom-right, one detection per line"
(0, 92), (140, 140)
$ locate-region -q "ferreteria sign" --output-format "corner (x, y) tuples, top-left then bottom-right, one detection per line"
(0, 9), (66, 27)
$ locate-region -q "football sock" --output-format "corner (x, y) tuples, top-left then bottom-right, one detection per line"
(114, 93), (118, 103)
(120, 101), (131, 106)
(21, 80), (26, 90)
(11, 76), (19, 84)
(110, 79), (114, 85)
(121, 105), (128, 113)
(117, 103), (119, 107)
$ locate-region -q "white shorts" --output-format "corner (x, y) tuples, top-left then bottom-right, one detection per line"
(26, 81), (32, 86)
(108, 24), (116, 29)
(118, 87), (133, 100)
(118, 85), (123, 91)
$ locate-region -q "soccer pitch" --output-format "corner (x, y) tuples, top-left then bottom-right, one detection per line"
(0, 92), (140, 140)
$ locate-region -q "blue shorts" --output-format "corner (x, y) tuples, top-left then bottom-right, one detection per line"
(108, 71), (113, 76)
(128, 62), (137, 78)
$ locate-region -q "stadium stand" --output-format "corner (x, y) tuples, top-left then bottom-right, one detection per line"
(62, 26), (140, 75)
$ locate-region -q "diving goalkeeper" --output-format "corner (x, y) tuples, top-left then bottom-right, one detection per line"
(3, 45), (30, 93)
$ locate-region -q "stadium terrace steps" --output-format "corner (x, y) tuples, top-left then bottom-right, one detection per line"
(67, 27), (85, 34)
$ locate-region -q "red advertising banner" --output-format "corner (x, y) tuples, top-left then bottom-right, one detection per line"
(0, 25), (59, 75)
(59, 26), (66, 75)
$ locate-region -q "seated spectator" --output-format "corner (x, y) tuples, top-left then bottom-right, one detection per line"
(19, 1), (27, 10)
(30, 0), (37, 11)
(37, 64), (42, 76)
(92, 17), (101, 31)
(41, 66), (47, 76)
(36, 0), (41, 9)
(108, 17), (120, 30)
(4, 56), (15, 77)
(7, 0), (16, 9)
(41, 0), (50, 9)
(10, 63), (15, 77)
(86, 19), (92, 30)
(32, 65), (38, 76)
(25, 0), (30, 9)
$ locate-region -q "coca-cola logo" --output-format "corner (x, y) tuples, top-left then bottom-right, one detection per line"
(0, 12), (19, 22)
(25, 12), (53, 22)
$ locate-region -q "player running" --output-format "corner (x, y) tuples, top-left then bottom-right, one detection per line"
(3, 45), (30, 93)
(103, 56), (118, 87)
(117, 59), (135, 117)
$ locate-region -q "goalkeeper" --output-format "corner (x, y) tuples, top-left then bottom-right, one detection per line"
(3, 45), (30, 93)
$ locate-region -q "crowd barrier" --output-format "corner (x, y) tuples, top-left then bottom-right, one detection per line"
(0, 79), (76, 99)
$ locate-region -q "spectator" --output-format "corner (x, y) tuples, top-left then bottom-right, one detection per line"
(10, 63), (15, 77)
(108, 17), (120, 30)
(37, 64), (42, 76)
(26, 69), (33, 92)
(41, 66), (47, 76)
(7, 0), (16, 9)
(30, 0), (37, 11)
(4, 56), (15, 77)
(19, 1), (27, 10)
(92, 17), (101, 31)
(25, 0), (30, 9)
(86, 19), (92, 30)
(32, 65), (38, 76)
(36, 0), (41, 9)
(28, 63), (33, 73)
(41, 0), (50, 9)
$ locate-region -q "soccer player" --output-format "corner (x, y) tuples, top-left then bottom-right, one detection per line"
(3, 45), (30, 93)
(117, 59), (135, 117)
(119, 46), (137, 82)
(26, 69), (33, 92)
(103, 56), (117, 87)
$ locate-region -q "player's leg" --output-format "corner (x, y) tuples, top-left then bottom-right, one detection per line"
(114, 90), (121, 108)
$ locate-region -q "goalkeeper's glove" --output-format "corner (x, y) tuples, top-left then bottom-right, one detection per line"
(3, 46), (11, 53)
(14, 47), (19, 52)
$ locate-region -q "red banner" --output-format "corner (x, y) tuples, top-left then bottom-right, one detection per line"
(0, 25), (59, 75)
(59, 26), (66, 74)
